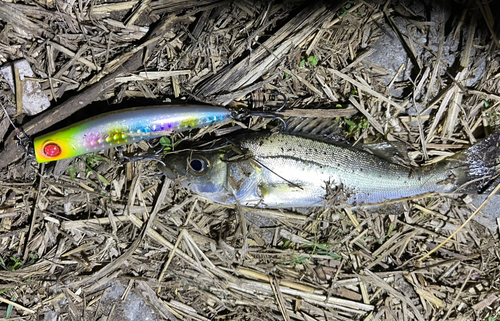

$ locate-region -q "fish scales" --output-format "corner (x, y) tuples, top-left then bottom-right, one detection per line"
(236, 133), (453, 206)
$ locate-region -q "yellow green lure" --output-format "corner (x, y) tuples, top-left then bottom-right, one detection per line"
(34, 105), (231, 163)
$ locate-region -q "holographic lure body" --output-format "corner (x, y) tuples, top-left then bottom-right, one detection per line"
(34, 105), (231, 163)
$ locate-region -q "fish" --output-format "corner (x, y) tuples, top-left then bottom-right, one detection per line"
(33, 105), (232, 163)
(160, 131), (500, 208)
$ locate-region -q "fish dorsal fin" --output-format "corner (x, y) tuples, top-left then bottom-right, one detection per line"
(359, 141), (410, 165)
(285, 117), (346, 142)
(284, 117), (410, 165)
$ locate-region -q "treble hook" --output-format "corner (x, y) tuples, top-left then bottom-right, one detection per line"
(273, 92), (287, 112)
(250, 89), (287, 111)
(231, 108), (287, 131)
(247, 111), (287, 130)
(233, 91), (288, 130)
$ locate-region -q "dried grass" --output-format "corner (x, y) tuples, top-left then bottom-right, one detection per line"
(1, 0), (500, 320)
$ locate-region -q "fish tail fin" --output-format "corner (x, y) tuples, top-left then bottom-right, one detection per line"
(450, 133), (500, 193)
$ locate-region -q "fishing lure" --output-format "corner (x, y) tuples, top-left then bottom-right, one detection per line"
(34, 105), (232, 163)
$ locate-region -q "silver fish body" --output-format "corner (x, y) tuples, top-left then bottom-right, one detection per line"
(161, 132), (498, 208)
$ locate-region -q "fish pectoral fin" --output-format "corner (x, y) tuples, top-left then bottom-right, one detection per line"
(263, 183), (308, 195)
(228, 171), (262, 204)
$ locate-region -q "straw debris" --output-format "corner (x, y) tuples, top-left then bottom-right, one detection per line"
(1, 1), (500, 320)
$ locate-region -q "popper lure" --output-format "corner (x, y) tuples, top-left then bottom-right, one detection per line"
(34, 105), (232, 163)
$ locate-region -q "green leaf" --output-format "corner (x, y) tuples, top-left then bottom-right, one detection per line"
(284, 72), (291, 78)
(317, 251), (342, 259)
(484, 99), (491, 109)
(307, 55), (319, 66)
(93, 155), (106, 162)
(172, 140), (182, 148)
(6, 291), (15, 318)
(28, 253), (38, 265)
(351, 89), (357, 95)
(97, 174), (111, 186)
(329, 253), (342, 259)
(308, 242), (329, 251)
(316, 244), (329, 251)
(345, 119), (356, 127)
(299, 59), (306, 67)
(386, 223), (396, 237)
(84, 154), (107, 167)
(292, 256), (309, 264)
(9, 257), (22, 271)
(360, 119), (369, 129)
(341, 3), (352, 17)
(335, 104), (343, 108)
(159, 137), (172, 147)
(6, 303), (13, 319)
(304, 239), (329, 250)
(67, 166), (77, 181)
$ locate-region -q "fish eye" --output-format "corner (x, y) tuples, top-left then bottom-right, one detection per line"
(189, 156), (210, 175)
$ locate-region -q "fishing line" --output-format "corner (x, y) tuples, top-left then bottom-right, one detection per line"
(1, 104), (33, 156)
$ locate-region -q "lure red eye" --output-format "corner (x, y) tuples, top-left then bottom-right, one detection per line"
(43, 143), (61, 157)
